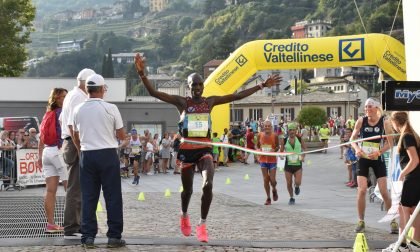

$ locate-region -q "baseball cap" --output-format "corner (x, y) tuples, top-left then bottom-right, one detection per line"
(77, 68), (95, 81)
(86, 74), (105, 87)
(288, 122), (297, 130)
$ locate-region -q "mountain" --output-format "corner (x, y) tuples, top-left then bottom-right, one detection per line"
(32, 0), (116, 18)
(26, 0), (403, 78)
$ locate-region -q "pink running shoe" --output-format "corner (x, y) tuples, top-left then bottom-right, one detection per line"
(45, 223), (64, 233)
(180, 215), (191, 236)
(196, 224), (208, 243)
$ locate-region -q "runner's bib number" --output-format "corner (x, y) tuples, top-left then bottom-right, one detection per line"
(187, 114), (209, 137)
(131, 146), (140, 155)
(288, 154), (300, 165)
(261, 144), (272, 152)
(361, 141), (380, 160)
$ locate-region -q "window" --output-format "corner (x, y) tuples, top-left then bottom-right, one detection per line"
(131, 123), (162, 138)
(281, 108), (295, 122)
(230, 109), (243, 122)
(327, 107), (341, 118)
(316, 26), (318, 30)
(249, 108), (263, 121)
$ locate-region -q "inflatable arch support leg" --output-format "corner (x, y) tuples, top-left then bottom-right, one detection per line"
(203, 34), (406, 135)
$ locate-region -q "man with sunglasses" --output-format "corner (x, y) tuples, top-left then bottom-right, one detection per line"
(134, 53), (281, 243)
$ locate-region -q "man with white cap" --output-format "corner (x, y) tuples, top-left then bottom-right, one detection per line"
(61, 68), (95, 239)
(73, 74), (126, 248)
(350, 97), (398, 234)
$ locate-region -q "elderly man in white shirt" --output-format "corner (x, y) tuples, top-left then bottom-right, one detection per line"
(60, 68), (94, 239)
(73, 74), (126, 249)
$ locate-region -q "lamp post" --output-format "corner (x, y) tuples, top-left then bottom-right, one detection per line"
(348, 86), (360, 118)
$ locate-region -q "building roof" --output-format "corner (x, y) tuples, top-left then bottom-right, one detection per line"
(204, 59), (224, 67)
(234, 91), (360, 105)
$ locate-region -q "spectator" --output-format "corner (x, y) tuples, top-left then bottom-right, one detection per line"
(343, 128), (357, 188)
(172, 134), (181, 174)
(244, 128), (255, 164)
(220, 128), (230, 167)
(383, 111), (420, 251)
(160, 132), (171, 174)
(73, 74), (126, 248)
(144, 138), (154, 176)
(60, 68), (95, 239)
(0, 131), (15, 182)
(27, 128), (38, 149)
(152, 133), (160, 173)
(346, 115), (356, 129)
(38, 87), (68, 233)
(211, 132), (221, 171)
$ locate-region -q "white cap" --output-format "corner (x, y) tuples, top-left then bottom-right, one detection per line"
(77, 68), (95, 81)
(86, 74), (105, 87)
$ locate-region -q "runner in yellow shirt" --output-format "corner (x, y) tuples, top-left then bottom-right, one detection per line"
(318, 124), (330, 154)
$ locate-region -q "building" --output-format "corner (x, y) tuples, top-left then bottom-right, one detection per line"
(149, 0), (171, 12)
(111, 53), (139, 64)
(291, 20), (332, 39)
(52, 10), (75, 22)
(231, 90), (362, 123)
(81, 8), (95, 20)
(56, 39), (85, 53)
(203, 59), (224, 79)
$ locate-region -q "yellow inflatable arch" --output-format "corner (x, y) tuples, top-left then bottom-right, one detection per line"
(203, 33), (406, 135)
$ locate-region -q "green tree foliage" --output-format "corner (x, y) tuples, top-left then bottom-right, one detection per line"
(297, 106), (327, 141)
(101, 55), (107, 77)
(202, 0), (226, 15)
(107, 48), (114, 78)
(0, 0), (35, 76)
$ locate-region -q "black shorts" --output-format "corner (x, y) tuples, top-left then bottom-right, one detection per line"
(178, 147), (213, 166)
(356, 158), (387, 178)
(401, 176), (420, 207)
(132, 154), (141, 162)
(284, 164), (302, 174)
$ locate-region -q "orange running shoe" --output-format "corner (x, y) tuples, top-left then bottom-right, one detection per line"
(180, 215), (191, 236)
(196, 224), (208, 243)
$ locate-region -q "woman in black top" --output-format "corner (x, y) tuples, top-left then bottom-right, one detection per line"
(384, 111), (420, 251)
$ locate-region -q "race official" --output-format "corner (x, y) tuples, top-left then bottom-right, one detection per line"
(73, 74), (126, 248)
(61, 68), (95, 239)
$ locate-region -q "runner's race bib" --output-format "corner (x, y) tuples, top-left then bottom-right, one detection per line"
(187, 114), (209, 137)
(361, 141), (380, 160)
(131, 146), (140, 155)
(261, 144), (272, 152)
(288, 154), (300, 165)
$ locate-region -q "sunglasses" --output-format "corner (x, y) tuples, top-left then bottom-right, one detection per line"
(24, 134), (29, 136)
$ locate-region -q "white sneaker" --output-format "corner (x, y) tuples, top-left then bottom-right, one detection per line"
(146, 172), (154, 176)
(382, 243), (413, 252)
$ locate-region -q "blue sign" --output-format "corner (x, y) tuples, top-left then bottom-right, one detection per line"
(339, 38), (365, 62)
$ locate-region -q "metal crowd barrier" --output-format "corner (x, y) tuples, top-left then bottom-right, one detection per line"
(0, 149), (22, 191)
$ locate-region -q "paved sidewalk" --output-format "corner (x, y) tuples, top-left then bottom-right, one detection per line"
(0, 136), (398, 251)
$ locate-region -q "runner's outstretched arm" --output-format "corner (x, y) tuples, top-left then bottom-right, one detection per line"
(208, 75), (282, 107)
(134, 53), (185, 111)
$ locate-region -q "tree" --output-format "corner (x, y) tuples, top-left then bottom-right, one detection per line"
(202, 0), (225, 15)
(297, 106), (327, 141)
(0, 0), (35, 76)
(106, 48), (114, 78)
(101, 55), (107, 77)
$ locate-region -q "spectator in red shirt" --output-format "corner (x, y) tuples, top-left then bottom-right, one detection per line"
(243, 128), (255, 164)
(328, 117), (335, 136)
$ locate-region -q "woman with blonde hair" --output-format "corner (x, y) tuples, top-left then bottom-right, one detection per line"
(38, 88), (68, 233)
(383, 111), (420, 251)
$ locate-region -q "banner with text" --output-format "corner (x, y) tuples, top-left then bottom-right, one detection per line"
(17, 149), (45, 186)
